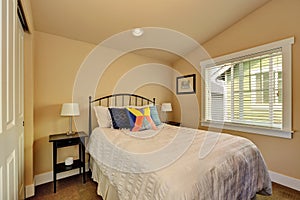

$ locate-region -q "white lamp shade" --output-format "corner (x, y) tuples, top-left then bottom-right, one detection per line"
(61, 103), (80, 116)
(161, 103), (172, 112)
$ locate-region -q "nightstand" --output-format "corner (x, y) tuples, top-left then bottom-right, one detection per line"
(166, 121), (181, 126)
(49, 131), (88, 193)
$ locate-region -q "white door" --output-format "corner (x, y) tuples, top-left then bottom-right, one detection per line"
(0, 0), (25, 199)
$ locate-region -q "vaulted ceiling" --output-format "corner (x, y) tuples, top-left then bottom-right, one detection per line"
(30, 0), (270, 45)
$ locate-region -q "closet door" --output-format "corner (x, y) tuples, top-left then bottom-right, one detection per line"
(0, 0), (25, 199)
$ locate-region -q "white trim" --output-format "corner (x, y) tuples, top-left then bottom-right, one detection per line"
(201, 121), (292, 139)
(281, 42), (293, 132)
(200, 37), (294, 138)
(35, 163), (89, 186)
(25, 184), (35, 198)
(269, 170), (300, 191)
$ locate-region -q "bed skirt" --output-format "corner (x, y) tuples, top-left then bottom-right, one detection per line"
(90, 158), (119, 200)
(90, 158), (261, 200)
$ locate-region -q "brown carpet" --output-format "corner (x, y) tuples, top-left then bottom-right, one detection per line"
(27, 173), (102, 200)
(257, 182), (300, 200)
(27, 173), (300, 200)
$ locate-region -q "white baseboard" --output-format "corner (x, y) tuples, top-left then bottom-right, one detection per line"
(25, 163), (89, 198)
(269, 170), (300, 191)
(25, 184), (35, 199)
(35, 163), (89, 186)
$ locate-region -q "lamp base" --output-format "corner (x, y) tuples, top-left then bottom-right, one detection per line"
(66, 116), (75, 135)
(66, 131), (76, 136)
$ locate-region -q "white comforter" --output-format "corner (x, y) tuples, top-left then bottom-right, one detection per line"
(87, 124), (272, 200)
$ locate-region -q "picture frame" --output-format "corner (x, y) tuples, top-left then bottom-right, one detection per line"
(176, 74), (196, 94)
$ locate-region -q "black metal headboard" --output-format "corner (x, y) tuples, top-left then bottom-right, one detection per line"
(88, 93), (156, 136)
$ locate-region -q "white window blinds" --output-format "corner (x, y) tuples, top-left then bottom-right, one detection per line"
(205, 48), (283, 129)
(201, 37), (294, 138)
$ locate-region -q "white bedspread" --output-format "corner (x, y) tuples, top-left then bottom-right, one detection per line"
(87, 124), (272, 200)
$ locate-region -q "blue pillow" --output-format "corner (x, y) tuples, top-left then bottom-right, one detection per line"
(150, 106), (162, 126)
(108, 108), (131, 129)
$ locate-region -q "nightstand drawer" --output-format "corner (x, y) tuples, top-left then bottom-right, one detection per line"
(56, 138), (80, 148)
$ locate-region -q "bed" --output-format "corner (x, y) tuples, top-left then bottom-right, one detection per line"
(87, 93), (272, 200)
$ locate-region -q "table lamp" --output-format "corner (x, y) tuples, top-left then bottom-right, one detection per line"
(61, 103), (80, 135)
(161, 103), (172, 122)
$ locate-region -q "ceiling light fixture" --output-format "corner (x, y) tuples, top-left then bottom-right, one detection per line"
(132, 28), (144, 37)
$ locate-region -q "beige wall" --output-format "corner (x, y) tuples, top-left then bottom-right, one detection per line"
(96, 51), (176, 121)
(201, 0), (300, 179)
(172, 58), (201, 126)
(135, 84), (179, 122)
(33, 33), (176, 175)
(96, 50), (172, 98)
(33, 32), (95, 174)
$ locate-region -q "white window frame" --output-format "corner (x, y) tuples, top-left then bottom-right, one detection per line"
(200, 37), (294, 139)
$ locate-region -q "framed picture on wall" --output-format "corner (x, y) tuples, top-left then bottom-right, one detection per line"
(176, 74), (196, 94)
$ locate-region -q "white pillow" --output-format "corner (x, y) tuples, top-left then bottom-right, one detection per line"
(94, 106), (111, 128)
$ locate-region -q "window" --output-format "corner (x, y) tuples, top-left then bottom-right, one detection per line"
(200, 38), (294, 138)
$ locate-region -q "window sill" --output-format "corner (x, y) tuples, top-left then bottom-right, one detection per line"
(201, 121), (293, 139)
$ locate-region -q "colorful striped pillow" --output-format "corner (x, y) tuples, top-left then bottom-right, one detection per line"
(126, 107), (157, 132)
